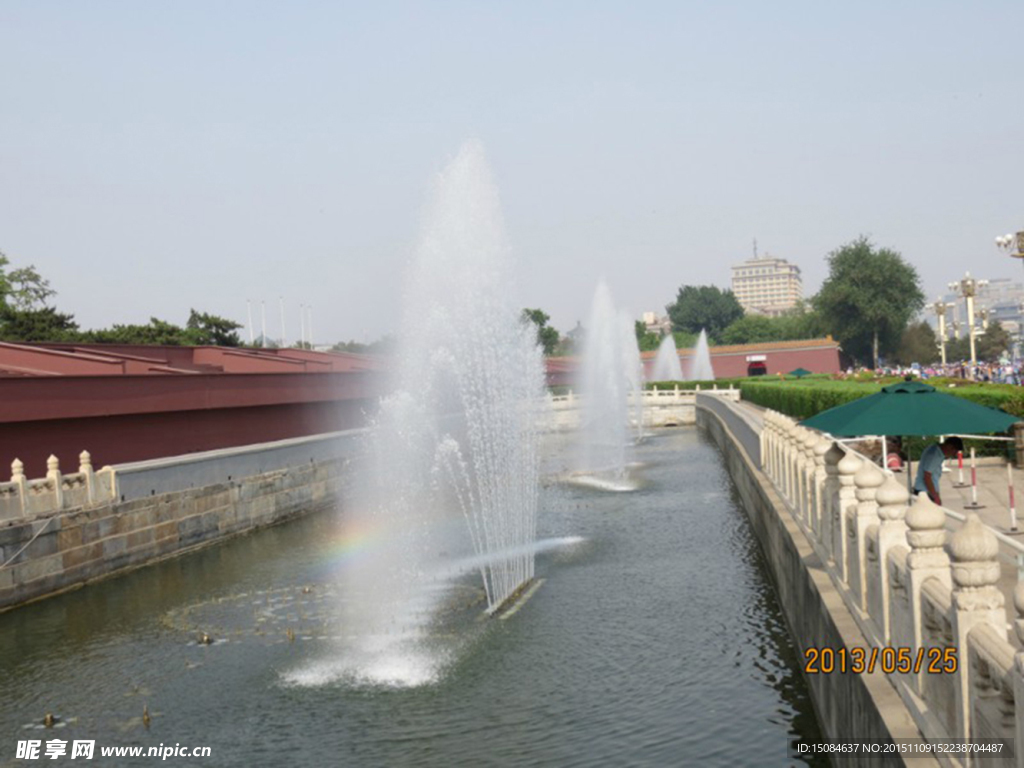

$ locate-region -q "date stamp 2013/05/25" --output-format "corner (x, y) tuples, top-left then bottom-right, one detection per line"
(803, 646), (957, 675)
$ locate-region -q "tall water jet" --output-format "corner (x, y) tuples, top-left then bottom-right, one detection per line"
(687, 329), (716, 381)
(651, 334), (684, 381)
(572, 282), (643, 489)
(305, 142), (545, 686)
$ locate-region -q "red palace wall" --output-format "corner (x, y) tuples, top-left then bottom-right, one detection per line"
(548, 339), (842, 387)
(0, 369), (383, 475)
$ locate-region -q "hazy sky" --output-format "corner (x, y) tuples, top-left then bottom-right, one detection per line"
(2, 1), (1022, 344)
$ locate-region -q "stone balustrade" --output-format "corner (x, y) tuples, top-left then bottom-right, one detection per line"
(763, 408), (1024, 761)
(0, 452), (113, 521)
(0, 431), (360, 610)
(548, 385), (740, 429)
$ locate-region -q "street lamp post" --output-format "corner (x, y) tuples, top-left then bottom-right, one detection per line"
(933, 299), (950, 366)
(979, 307), (990, 331)
(995, 231), (1024, 260)
(997, 231), (1024, 362)
(948, 272), (988, 369)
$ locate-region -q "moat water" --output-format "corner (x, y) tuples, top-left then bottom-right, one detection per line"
(0, 429), (824, 766)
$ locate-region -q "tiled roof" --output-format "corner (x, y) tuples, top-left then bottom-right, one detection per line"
(0, 342), (386, 377)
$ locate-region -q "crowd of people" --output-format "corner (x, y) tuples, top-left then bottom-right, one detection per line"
(839, 362), (1022, 384)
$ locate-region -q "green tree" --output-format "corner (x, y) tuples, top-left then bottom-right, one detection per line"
(186, 309), (243, 346)
(672, 330), (698, 350)
(85, 318), (193, 345)
(719, 314), (777, 345)
(0, 251), (57, 312)
(977, 322), (1012, 362)
(521, 308), (560, 356)
(774, 302), (826, 341)
(6, 265), (55, 310)
(666, 285), (743, 339)
(813, 237), (924, 367)
(894, 321), (939, 366)
(634, 320), (660, 352)
(719, 304), (825, 345)
(333, 335), (397, 355)
(946, 335), (970, 363)
(0, 306), (80, 342)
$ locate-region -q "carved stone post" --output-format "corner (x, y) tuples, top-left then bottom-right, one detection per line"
(821, 442), (845, 565)
(761, 411), (770, 473)
(810, 436), (830, 537)
(10, 458), (26, 518)
(79, 450), (96, 505)
(46, 454), (63, 511)
(950, 514), (1006, 740)
(791, 427), (805, 517)
(834, 451), (861, 584)
(796, 428), (813, 520)
(801, 430), (818, 526)
(1012, 581), (1024, 767)
(782, 421), (798, 505)
(904, 493), (952, 695)
(849, 462), (884, 612)
(771, 414), (783, 486)
(871, 475), (910, 642)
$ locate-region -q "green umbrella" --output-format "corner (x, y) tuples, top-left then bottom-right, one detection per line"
(788, 367), (812, 378)
(800, 380), (1019, 436)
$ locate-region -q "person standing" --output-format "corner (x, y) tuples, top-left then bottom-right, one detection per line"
(913, 437), (964, 506)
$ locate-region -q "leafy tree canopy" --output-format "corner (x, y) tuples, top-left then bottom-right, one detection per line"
(977, 322), (1013, 363)
(186, 309), (243, 346)
(945, 323), (1013, 364)
(634, 320), (660, 352)
(719, 304), (825, 346)
(813, 237), (924, 366)
(0, 306), (80, 342)
(666, 285), (743, 340)
(521, 308), (560, 356)
(894, 321), (939, 366)
(0, 251), (56, 312)
(332, 335), (397, 355)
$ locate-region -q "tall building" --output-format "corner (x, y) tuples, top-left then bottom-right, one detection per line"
(730, 255), (803, 316)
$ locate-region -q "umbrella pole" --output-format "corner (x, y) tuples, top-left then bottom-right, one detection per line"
(881, 437), (888, 469)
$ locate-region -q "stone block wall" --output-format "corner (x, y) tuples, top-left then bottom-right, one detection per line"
(0, 449), (347, 611)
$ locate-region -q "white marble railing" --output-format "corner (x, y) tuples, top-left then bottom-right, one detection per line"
(547, 386), (740, 430)
(549, 383), (739, 406)
(0, 452), (111, 521)
(762, 409), (1024, 764)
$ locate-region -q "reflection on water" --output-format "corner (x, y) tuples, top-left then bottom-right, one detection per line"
(0, 429), (823, 767)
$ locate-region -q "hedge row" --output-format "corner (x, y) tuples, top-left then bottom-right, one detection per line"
(739, 380), (881, 419)
(739, 379), (1024, 420)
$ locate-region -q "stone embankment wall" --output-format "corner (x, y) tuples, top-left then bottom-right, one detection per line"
(0, 431), (363, 611)
(698, 393), (1024, 767)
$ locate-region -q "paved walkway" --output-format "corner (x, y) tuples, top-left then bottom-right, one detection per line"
(732, 399), (1024, 639)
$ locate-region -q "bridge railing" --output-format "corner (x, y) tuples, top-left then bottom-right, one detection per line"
(762, 408), (1024, 764)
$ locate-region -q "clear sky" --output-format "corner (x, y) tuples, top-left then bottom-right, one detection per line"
(2, 1), (1022, 344)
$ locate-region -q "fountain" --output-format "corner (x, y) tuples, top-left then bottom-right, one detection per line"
(291, 141), (546, 687)
(651, 334), (683, 381)
(686, 329), (715, 380)
(571, 282), (643, 490)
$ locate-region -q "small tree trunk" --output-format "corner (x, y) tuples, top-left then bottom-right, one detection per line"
(873, 331), (879, 369)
